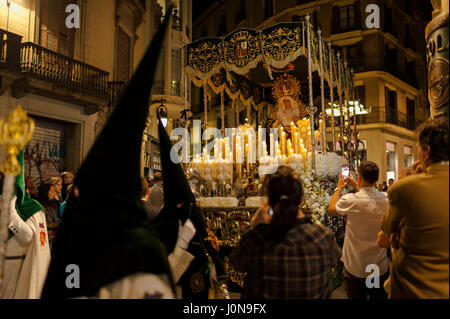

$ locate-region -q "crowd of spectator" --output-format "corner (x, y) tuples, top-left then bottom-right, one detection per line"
(230, 117), (448, 299)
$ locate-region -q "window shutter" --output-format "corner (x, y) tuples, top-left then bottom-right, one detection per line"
(384, 86), (390, 110)
(332, 6), (340, 32)
(116, 27), (131, 82)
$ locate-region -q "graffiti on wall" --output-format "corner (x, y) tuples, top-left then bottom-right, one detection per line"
(24, 141), (67, 186)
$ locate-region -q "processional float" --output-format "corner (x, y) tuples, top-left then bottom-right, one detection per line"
(183, 15), (369, 291)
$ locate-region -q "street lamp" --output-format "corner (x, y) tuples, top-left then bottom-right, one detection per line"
(151, 98), (168, 127)
(158, 103), (168, 127)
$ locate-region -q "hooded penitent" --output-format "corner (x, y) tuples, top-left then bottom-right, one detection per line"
(150, 116), (225, 298)
(41, 10), (174, 299)
(0, 150), (44, 238)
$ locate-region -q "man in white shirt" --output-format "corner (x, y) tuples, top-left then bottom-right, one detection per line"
(328, 161), (389, 299)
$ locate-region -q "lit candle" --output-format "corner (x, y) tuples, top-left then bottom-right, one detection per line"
(315, 130), (321, 152)
(249, 134), (253, 164)
(257, 125), (262, 159)
(290, 121), (295, 147)
(319, 119), (323, 143)
(294, 132), (299, 154)
(262, 140), (267, 157)
(307, 130), (311, 152)
(287, 139), (293, 157)
(281, 130), (286, 156)
(270, 133), (274, 157)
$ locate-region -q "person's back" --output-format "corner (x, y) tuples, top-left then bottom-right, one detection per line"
(230, 166), (341, 299)
(338, 188), (389, 277)
(238, 219), (340, 298)
(329, 161), (389, 299)
(385, 165), (449, 298)
(382, 118), (449, 298)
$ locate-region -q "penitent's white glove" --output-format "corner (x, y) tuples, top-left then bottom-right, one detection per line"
(175, 219), (196, 250)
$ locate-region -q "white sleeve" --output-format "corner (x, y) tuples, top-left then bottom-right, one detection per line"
(168, 246), (195, 283)
(335, 194), (359, 216)
(8, 198), (34, 246)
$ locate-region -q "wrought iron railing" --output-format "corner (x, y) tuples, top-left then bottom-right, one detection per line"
(108, 81), (125, 108)
(358, 107), (423, 131)
(20, 42), (109, 95)
(152, 80), (164, 94)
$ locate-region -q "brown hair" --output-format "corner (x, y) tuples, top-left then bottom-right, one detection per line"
(357, 161), (379, 184)
(264, 166), (304, 240)
(417, 117), (449, 163)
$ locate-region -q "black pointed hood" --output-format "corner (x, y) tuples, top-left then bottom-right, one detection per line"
(157, 115), (195, 208)
(151, 117), (226, 295)
(41, 8), (174, 299)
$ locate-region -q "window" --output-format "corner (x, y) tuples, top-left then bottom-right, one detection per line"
(386, 141), (397, 181)
(152, 46), (165, 94)
(171, 48), (181, 96)
(116, 27), (131, 82)
(404, 145), (413, 168)
(264, 0), (273, 19)
(155, 0), (165, 29)
(385, 87), (398, 124)
(339, 5), (355, 31)
(356, 85), (365, 108)
(406, 97), (415, 130)
(385, 46), (398, 74)
(172, 0), (182, 31)
(40, 0), (75, 56)
(384, 5), (397, 38)
(332, 2), (361, 33)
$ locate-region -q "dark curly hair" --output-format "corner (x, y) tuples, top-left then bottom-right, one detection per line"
(417, 117), (449, 163)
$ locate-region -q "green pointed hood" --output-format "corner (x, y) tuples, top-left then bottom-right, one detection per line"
(0, 150), (43, 221)
(41, 8), (175, 299)
(15, 150), (44, 220)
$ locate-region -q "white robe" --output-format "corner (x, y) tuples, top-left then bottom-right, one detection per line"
(1, 209), (51, 299)
(80, 246), (194, 299)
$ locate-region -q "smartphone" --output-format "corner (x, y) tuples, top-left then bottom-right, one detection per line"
(341, 165), (350, 180)
(268, 208), (274, 216)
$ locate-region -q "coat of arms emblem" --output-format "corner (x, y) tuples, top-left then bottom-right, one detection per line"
(234, 31), (249, 58)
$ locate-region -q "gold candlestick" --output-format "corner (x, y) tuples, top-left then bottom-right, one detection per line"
(0, 106), (35, 290)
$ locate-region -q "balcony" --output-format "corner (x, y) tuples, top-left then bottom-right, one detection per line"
(358, 107), (423, 131)
(152, 80), (164, 94)
(0, 28), (110, 113)
(20, 42), (109, 96)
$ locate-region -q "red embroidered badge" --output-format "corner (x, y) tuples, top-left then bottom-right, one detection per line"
(40, 231), (46, 247)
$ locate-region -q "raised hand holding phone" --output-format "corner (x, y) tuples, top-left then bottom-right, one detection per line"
(341, 165), (350, 180)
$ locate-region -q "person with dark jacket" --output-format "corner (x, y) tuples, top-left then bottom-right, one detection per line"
(230, 166), (341, 298)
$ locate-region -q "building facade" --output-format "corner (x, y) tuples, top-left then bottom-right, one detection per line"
(191, 0), (431, 182)
(0, 0), (192, 182)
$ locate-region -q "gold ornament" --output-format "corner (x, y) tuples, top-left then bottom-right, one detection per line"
(0, 106), (34, 176)
(272, 73), (301, 102)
